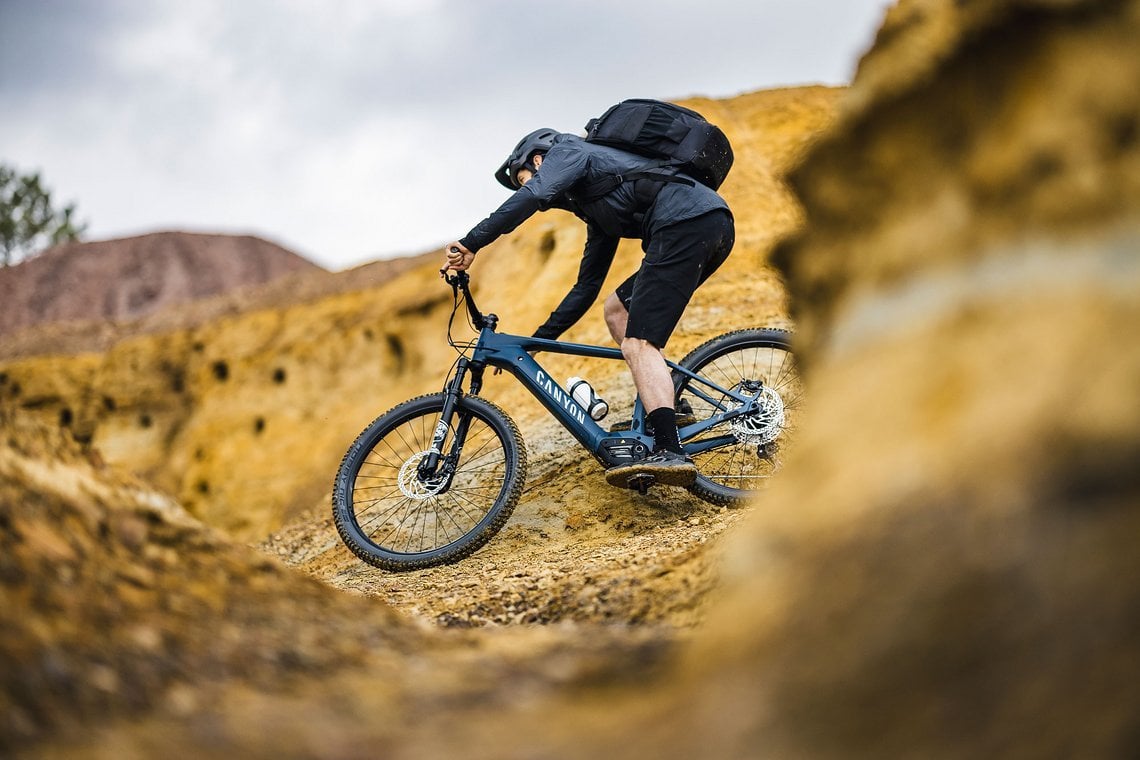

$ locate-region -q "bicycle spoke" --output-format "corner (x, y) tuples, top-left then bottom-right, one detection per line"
(342, 399), (517, 558)
(674, 332), (801, 502)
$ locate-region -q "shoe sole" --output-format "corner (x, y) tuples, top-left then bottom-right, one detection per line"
(605, 463), (697, 488)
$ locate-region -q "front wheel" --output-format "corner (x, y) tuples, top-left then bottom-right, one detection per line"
(674, 328), (802, 506)
(332, 393), (527, 570)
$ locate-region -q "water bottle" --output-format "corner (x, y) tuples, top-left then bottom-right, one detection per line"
(567, 376), (609, 420)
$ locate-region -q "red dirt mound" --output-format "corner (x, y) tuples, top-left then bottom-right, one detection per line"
(0, 231), (322, 339)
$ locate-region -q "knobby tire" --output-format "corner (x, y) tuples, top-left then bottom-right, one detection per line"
(332, 393), (527, 571)
(674, 328), (801, 506)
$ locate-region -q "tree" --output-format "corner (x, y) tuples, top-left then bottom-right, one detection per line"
(0, 163), (87, 267)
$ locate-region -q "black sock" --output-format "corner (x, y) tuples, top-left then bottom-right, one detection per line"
(647, 407), (682, 454)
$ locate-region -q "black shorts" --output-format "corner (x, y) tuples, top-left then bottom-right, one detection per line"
(615, 210), (734, 348)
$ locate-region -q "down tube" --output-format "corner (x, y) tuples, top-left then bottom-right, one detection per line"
(513, 353), (611, 451)
(479, 343), (611, 453)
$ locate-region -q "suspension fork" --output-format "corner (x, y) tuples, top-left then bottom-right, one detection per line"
(443, 362), (485, 467)
(419, 358), (485, 478)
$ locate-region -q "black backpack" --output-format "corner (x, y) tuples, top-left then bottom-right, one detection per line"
(574, 98), (734, 201)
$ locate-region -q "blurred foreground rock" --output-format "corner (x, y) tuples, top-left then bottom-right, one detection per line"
(650, 0), (1140, 756)
(0, 411), (415, 752)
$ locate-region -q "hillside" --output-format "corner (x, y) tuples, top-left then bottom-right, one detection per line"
(0, 231), (321, 340)
(0, 84), (839, 540)
(4, 0), (1140, 754)
(0, 235), (438, 361)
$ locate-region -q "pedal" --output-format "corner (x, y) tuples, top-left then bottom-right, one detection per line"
(626, 473), (655, 495)
(603, 468), (657, 493)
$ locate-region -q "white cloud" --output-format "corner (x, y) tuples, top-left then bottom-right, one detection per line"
(0, 0), (893, 269)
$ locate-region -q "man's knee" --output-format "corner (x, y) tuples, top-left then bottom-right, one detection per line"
(621, 336), (655, 362)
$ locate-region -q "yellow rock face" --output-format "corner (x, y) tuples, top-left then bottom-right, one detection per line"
(10, 0), (1138, 748)
(0, 86), (841, 541)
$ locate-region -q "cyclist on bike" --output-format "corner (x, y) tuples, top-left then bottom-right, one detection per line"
(445, 127), (734, 487)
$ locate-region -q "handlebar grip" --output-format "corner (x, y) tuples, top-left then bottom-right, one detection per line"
(441, 246), (464, 277)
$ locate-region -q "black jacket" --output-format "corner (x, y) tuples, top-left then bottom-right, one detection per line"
(459, 133), (729, 340)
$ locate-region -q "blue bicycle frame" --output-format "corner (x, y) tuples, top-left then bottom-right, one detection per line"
(435, 272), (761, 469)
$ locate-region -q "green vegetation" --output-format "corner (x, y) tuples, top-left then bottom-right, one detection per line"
(0, 163), (86, 267)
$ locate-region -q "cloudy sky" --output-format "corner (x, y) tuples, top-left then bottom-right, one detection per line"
(1, 0), (893, 270)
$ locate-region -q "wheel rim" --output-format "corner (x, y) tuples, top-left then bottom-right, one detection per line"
(679, 340), (803, 494)
(349, 408), (510, 556)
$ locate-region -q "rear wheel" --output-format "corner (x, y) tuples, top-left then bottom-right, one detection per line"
(332, 393), (526, 570)
(673, 329), (802, 506)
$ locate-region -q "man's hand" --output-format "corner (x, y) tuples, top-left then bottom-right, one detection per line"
(444, 242), (475, 272)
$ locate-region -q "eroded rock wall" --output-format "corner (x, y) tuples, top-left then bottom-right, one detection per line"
(0, 86), (840, 540)
(638, 0), (1140, 756)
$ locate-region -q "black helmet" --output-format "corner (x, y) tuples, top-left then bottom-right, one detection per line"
(495, 128), (560, 190)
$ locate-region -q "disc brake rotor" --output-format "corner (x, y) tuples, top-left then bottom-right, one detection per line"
(730, 385), (785, 446)
(398, 451), (449, 500)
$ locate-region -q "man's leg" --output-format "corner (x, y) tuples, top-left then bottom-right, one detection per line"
(608, 280), (674, 415)
(604, 211), (734, 484)
(607, 289), (678, 438)
(620, 337), (673, 412)
(603, 291), (628, 346)
(604, 335), (694, 486)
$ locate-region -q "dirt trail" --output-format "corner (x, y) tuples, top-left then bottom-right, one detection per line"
(262, 414), (753, 629)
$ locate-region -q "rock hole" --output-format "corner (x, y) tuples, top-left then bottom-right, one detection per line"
(1111, 113), (1139, 151)
(196, 480), (210, 495)
(386, 334), (406, 372)
(254, 417), (266, 434)
(212, 360), (229, 381)
(1028, 151), (1062, 182)
(538, 229), (557, 261)
(102, 396), (117, 412)
(272, 367), (287, 384)
(59, 408), (73, 427)
(139, 413), (152, 429)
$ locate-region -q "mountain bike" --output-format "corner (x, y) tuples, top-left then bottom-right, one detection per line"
(333, 270), (802, 570)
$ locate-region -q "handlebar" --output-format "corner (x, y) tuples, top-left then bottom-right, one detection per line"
(439, 265), (489, 330)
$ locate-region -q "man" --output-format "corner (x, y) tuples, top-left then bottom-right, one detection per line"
(444, 127), (734, 486)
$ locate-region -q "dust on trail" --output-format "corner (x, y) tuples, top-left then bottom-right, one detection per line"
(261, 415), (755, 629)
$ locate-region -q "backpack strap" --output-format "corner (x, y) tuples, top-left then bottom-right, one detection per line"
(572, 160), (696, 203)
